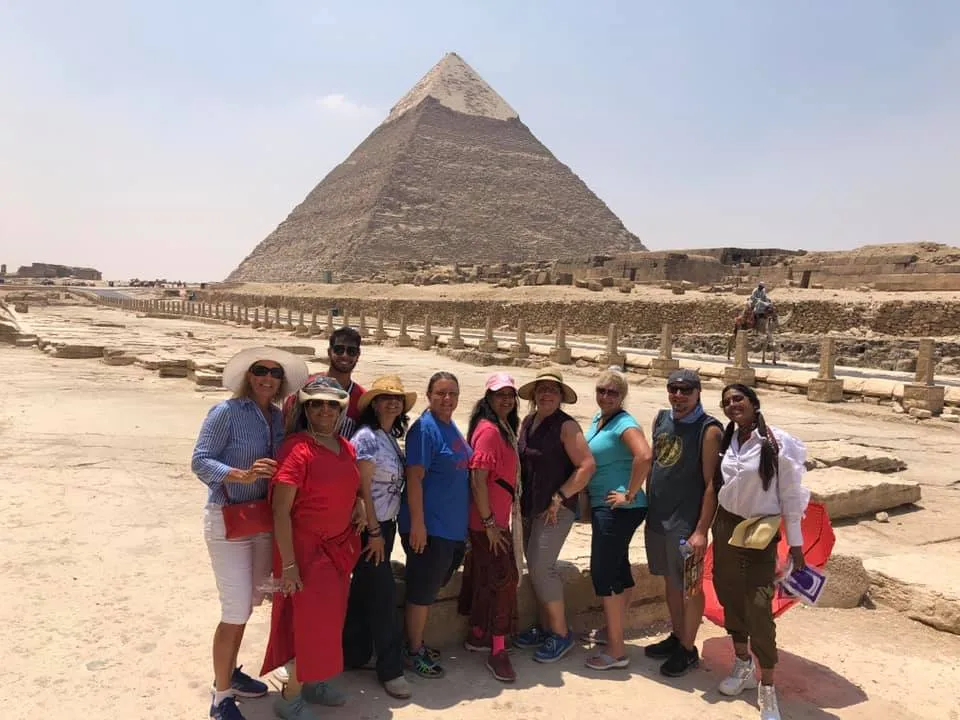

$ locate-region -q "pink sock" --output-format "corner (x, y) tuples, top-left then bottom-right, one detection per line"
(471, 626), (484, 639)
(492, 635), (505, 654)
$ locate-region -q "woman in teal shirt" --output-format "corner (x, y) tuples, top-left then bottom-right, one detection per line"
(584, 369), (653, 670)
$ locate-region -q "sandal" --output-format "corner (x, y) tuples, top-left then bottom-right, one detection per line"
(585, 652), (629, 670)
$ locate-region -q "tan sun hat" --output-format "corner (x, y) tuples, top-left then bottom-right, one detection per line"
(357, 374), (417, 413)
(517, 369), (578, 404)
(222, 346), (309, 398)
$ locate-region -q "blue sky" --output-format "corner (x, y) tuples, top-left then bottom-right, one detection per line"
(1, 1), (957, 280)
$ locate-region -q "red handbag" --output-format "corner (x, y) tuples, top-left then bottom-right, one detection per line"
(222, 499), (273, 539)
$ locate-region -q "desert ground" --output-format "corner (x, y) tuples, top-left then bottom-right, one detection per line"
(3, 302), (960, 720)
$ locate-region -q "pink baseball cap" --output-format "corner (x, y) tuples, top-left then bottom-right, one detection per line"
(485, 372), (517, 393)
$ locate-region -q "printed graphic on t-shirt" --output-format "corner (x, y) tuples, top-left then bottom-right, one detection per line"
(654, 432), (683, 468)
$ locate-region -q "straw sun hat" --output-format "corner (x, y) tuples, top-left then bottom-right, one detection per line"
(222, 346), (309, 398)
(357, 375), (417, 413)
(517, 369), (578, 404)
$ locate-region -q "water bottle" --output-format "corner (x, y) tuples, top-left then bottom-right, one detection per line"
(678, 537), (694, 559)
(679, 538), (699, 598)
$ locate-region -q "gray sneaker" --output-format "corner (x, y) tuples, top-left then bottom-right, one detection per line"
(273, 691), (319, 720)
(301, 680), (346, 706)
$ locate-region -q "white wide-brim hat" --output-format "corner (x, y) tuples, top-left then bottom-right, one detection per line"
(222, 346), (309, 399)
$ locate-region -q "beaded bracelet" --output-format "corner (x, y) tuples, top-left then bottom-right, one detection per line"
(481, 514), (496, 529)
(368, 526), (383, 538)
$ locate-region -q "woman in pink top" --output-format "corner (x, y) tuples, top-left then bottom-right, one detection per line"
(458, 373), (522, 683)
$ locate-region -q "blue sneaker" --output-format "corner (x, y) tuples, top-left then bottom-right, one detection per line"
(513, 625), (547, 649)
(210, 696), (246, 720)
(230, 665), (268, 698)
(534, 630), (574, 664)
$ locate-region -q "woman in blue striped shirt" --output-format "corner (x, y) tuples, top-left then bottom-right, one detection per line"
(192, 346), (308, 720)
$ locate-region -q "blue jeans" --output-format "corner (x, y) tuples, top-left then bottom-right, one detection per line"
(589, 506), (647, 596)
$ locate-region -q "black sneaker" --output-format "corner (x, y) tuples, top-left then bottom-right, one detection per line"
(644, 633), (680, 659)
(659, 645), (700, 677)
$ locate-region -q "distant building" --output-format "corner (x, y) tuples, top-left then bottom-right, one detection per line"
(15, 263), (102, 281)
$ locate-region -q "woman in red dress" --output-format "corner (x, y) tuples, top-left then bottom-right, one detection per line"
(261, 376), (363, 720)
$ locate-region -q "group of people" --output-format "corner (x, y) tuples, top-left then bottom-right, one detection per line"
(192, 326), (810, 720)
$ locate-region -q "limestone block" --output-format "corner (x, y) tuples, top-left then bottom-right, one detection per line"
(902, 383), (945, 415)
(51, 344), (105, 359)
(158, 365), (189, 378)
(807, 377), (844, 403)
(649, 357), (680, 378)
(818, 554), (870, 609)
(865, 554), (960, 635)
(723, 366), (756, 386)
(548, 346), (572, 364)
(191, 370), (223, 387)
(804, 440), (906, 473)
(909, 407), (933, 419)
(805, 467), (920, 520)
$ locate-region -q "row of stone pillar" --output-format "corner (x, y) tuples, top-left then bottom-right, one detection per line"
(97, 295), (945, 412)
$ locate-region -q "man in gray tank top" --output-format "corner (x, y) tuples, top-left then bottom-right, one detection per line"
(643, 369), (723, 677)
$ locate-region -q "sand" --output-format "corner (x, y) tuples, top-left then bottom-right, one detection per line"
(4, 305), (960, 719)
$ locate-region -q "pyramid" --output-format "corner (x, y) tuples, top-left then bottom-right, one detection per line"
(227, 53), (645, 281)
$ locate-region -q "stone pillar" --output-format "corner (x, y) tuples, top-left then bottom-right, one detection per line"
(902, 338), (945, 415)
(649, 323), (680, 377)
(598, 323), (626, 368)
(251, 307), (261, 329)
(374, 311), (388, 343)
(285, 309), (294, 330)
(309, 309), (319, 336)
(479, 315), (499, 353)
(448, 315), (465, 349)
(549, 318), (572, 364)
(510, 318), (530, 358)
(274, 307), (282, 328)
(242, 306), (249, 323)
(342, 311), (350, 330)
(397, 314), (413, 347)
(263, 307), (273, 329)
(807, 337), (844, 403)
(723, 330), (756, 386)
(358, 312), (369, 337)
(418, 314), (436, 350)
(326, 310), (335, 335)
(298, 310), (306, 328)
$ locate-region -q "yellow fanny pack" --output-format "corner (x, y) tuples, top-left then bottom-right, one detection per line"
(728, 515), (781, 550)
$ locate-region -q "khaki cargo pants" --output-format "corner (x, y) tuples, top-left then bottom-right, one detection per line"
(711, 505), (779, 669)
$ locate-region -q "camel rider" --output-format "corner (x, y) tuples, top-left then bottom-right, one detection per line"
(749, 283), (772, 316)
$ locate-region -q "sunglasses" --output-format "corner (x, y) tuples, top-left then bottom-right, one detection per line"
(595, 387), (620, 397)
(250, 364), (284, 379)
(305, 399), (342, 410)
(491, 389), (517, 399)
(721, 393), (747, 408)
(667, 385), (695, 396)
(331, 345), (360, 357)
(376, 394), (405, 403)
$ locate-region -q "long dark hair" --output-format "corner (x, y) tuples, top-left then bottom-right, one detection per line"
(467, 391), (519, 446)
(356, 400), (409, 439)
(716, 383), (780, 492)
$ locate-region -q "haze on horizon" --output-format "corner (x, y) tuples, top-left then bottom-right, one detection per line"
(1, 1), (958, 282)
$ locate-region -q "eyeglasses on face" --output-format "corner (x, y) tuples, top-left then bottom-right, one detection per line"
(721, 393), (747, 408)
(666, 385), (695, 396)
(492, 390), (517, 400)
(250, 364), (284, 379)
(305, 399), (342, 410)
(331, 344), (360, 357)
(595, 387), (620, 398)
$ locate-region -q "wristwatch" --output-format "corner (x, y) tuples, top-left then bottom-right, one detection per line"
(556, 489), (568, 503)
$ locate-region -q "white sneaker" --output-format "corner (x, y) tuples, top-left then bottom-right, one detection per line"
(274, 662), (291, 684)
(383, 675), (412, 699)
(759, 684), (782, 720)
(718, 655), (758, 696)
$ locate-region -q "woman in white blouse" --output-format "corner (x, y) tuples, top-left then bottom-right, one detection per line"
(712, 384), (810, 720)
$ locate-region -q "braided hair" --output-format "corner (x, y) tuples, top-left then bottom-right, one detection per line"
(715, 384), (780, 492)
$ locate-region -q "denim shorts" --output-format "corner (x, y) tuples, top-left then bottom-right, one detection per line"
(589, 506), (647, 597)
(400, 534), (466, 606)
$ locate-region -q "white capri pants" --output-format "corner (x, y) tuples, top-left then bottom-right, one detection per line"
(203, 504), (273, 625)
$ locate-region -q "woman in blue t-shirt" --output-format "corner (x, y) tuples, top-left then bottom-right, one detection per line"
(583, 368), (653, 670)
(397, 371), (472, 678)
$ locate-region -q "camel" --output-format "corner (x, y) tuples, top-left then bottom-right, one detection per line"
(727, 302), (783, 365)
